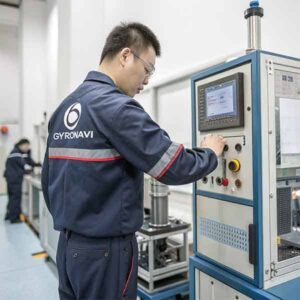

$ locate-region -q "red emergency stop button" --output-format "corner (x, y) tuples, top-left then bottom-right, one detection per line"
(222, 177), (229, 187)
(0, 125), (9, 134)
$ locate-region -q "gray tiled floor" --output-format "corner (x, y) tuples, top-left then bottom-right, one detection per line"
(0, 195), (59, 300)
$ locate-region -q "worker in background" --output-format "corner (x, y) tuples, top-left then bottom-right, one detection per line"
(42, 22), (226, 300)
(4, 138), (41, 223)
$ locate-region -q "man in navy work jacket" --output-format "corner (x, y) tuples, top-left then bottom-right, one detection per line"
(42, 22), (226, 300)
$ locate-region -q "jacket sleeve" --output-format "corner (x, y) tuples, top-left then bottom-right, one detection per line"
(41, 134), (50, 211)
(26, 151), (41, 167)
(89, 98), (218, 185)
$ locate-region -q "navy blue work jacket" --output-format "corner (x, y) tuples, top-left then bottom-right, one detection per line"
(41, 71), (217, 238)
(4, 147), (37, 184)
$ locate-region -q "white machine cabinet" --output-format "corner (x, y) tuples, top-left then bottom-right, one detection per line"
(190, 50), (300, 300)
(39, 197), (59, 262)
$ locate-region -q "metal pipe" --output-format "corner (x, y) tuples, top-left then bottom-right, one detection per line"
(244, 1), (264, 52)
(149, 178), (170, 227)
(247, 15), (261, 50)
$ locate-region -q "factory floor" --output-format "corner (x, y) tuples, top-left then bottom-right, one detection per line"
(0, 195), (59, 300)
(0, 195), (188, 300)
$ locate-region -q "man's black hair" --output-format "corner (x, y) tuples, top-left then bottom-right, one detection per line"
(15, 138), (30, 148)
(100, 22), (161, 64)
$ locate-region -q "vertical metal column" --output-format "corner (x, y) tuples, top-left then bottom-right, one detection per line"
(149, 178), (170, 227)
(148, 238), (154, 291)
(244, 1), (264, 52)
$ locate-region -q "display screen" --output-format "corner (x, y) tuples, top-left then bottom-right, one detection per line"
(205, 80), (237, 119)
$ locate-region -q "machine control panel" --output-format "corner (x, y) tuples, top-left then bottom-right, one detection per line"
(200, 135), (251, 197)
(196, 63), (253, 200)
(198, 73), (244, 131)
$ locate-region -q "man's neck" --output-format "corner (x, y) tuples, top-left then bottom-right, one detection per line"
(98, 64), (117, 86)
(98, 63), (127, 94)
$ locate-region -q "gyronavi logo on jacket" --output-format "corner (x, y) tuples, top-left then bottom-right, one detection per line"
(64, 102), (81, 130)
(53, 102), (94, 140)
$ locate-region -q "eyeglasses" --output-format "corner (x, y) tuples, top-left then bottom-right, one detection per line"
(132, 51), (155, 78)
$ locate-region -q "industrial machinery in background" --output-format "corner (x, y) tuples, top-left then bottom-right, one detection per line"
(21, 112), (59, 262)
(137, 178), (190, 295)
(21, 112), (47, 231)
(189, 1), (300, 299)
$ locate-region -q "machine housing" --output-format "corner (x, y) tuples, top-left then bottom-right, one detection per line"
(190, 50), (300, 300)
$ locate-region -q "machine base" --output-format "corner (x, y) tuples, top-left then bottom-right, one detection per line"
(137, 282), (189, 300)
(189, 256), (300, 300)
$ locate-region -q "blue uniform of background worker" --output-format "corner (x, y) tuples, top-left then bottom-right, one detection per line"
(4, 138), (40, 223)
(41, 22), (226, 300)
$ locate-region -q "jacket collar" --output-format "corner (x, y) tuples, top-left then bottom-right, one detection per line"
(84, 71), (116, 87)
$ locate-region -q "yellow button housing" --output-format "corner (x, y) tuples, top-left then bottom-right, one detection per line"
(228, 159), (241, 172)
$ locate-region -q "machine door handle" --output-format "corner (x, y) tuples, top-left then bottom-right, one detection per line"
(249, 224), (256, 265)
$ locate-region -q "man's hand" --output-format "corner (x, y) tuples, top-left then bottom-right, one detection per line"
(24, 164), (33, 171)
(200, 134), (227, 157)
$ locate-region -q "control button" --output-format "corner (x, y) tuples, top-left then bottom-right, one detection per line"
(235, 143), (242, 152)
(223, 144), (229, 152)
(228, 159), (241, 172)
(222, 177), (229, 187)
(202, 177), (208, 184)
(231, 187), (236, 193)
(235, 179), (242, 188)
(211, 176), (214, 184)
(216, 177), (222, 186)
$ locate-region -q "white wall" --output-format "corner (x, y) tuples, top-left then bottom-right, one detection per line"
(0, 24), (19, 123)
(0, 4), (18, 26)
(0, 5), (19, 123)
(19, 0), (47, 153)
(19, 0), (300, 141)
(46, 0), (58, 116)
(100, 0), (300, 78)
(42, 0), (300, 115)
(56, 0), (105, 101)
(0, 6), (20, 194)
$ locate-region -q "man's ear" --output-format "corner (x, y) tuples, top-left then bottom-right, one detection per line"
(119, 48), (131, 66)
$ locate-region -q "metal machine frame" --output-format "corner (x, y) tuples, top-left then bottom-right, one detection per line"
(137, 217), (190, 293)
(28, 176), (42, 232)
(22, 176), (42, 232)
(22, 175), (59, 262)
(39, 197), (59, 262)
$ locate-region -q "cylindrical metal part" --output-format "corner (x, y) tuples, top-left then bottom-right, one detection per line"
(149, 178), (170, 227)
(247, 15), (261, 51)
(244, 5), (264, 52)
